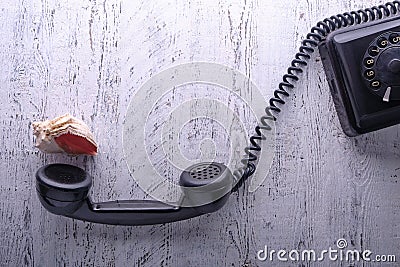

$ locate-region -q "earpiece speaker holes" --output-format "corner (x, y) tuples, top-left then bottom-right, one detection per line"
(189, 164), (221, 180)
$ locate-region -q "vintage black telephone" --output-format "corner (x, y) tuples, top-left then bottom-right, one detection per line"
(320, 14), (400, 136)
(36, 2), (400, 225)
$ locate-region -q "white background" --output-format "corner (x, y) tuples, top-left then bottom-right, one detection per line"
(0, 0), (399, 266)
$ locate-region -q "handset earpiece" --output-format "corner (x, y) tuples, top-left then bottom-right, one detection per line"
(36, 164), (92, 215)
(179, 162), (232, 213)
(36, 163), (233, 226)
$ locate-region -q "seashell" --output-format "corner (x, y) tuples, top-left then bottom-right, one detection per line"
(32, 114), (97, 156)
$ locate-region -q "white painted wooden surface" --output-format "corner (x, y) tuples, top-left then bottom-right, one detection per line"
(0, 0), (399, 266)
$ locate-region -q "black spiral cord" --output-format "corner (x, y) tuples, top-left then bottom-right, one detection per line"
(231, 1), (400, 192)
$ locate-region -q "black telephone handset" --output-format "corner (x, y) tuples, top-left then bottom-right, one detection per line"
(36, 163), (233, 225)
(319, 16), (400, 136)
(35, 3), (400, 226)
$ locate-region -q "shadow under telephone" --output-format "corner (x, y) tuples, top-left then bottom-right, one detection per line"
(35, 2), (400, 226)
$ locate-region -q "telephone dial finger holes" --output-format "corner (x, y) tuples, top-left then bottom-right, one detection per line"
(361, 31), (400, 102)
(364, 57), (375, 67)
(368, 46), (380, 56)
(377, 37), (389, 48)
(370, 80), (381, 89)
(364, 70), (375, 80)
(389, 33), (400, 44)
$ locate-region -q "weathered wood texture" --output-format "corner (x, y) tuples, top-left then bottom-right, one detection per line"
(0, 0), (399, 266)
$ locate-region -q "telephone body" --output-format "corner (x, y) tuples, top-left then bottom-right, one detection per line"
(319, 16), (400, 136)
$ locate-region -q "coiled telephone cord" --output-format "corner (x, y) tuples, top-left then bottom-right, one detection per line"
(232, 1), (400, 192)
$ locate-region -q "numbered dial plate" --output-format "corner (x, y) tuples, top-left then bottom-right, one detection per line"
(361, 32), (400, 102)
